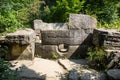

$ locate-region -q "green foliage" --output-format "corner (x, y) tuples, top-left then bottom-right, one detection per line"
(0, 58), (19, 80)
(87, 47), (107, 70)
(40, 0), (85, 22)
(40, 0), (120, 29)
(82, 0), (120, 28)
(98, 19), (120, 29)
(0, 45), (8, 57)
(0, 0), (40, 34)
(51, 52), (59, 59)
(0, 0), (120, 34)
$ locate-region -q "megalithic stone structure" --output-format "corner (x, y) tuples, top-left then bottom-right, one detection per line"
(0, 14), (97, 60)
(34, 14), (97, 58)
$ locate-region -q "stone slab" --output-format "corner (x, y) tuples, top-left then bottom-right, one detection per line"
(69, 14), (97, 32)
(58, 59), (72, 71)
(41, 30), (87, 45)
(10, 58), (107, 80)
(5, 28), (36, 44)
(6, 42), (35, 60)
(35, 41), (79, 58)
(33, 20), (68, 30)
(93, 28), (120, 49)
(58, 59), (88, 71)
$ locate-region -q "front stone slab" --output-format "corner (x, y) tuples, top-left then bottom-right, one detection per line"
(41, 30), (87, 45)
(35, 41), (79, 58)
(5, 28), (36, 60)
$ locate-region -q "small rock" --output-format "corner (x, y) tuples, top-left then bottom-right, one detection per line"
(107, 69), (120, 80)
(80, 69), (107, 80)
(58, 59), (88, 71)
(68, 69), (80, 80)
(58, 59), (72, 71)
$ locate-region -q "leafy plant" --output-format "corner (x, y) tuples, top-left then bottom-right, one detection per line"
(0, 0), (40, 34)
(82, 0), (120, 25)
(0, 58), (19, 80)
(87, 47), (107, 70)
(40, 0), (85, 22)
(0, 45), (8, 58)
(51, 52), (59, 59)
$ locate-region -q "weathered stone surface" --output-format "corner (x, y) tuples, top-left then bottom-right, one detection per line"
(33, 20), (68, 36)
(58, 59), (107, 80)
(33, 20), (68, 30)
(93, 29), (120, 49)
(6, 43), (35, 60)
(107, 69), (120, 80)
(68, 68), (107, 80)
(58, 59), (72, 71)
(5, 28), (36, 60)
(41, 30), (87, 45)
(5, 28), (36, 44)
(69, 14), (97, 33)
(80, 70), (107, 80)
(68, 69), (80, 80)
(35, 41), (79, 58)
(10, 58), (108, 80)
(33, 14), (97, 59)
(58, 59), (88, 71)
(10, 58), (66, 80)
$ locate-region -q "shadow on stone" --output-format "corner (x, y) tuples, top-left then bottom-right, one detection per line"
(70, 33), (94, 59)
(18, 65), (46, 80)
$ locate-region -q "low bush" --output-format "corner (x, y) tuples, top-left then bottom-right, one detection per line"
(87, 47), (107, 70)
(0, 58), (19, 80)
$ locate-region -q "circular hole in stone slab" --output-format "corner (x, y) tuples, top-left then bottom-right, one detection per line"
(58, 44), (69, 52)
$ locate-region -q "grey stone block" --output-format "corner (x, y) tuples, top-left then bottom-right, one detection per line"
(35, 41), (79, 58)
(107, 69), (120, 80)
(69, 14), (97, 32)
(93, 29), (120, 49)
(41, 30), (87, 45)
(5, 28), (36, 60)
(5, 28), (36, 44)
(33, 20), (68, 30)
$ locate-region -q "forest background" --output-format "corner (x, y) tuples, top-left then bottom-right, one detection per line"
(0, 0), (120, 35)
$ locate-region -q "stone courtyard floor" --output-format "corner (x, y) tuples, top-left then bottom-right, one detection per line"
(10, 58), (107, 80)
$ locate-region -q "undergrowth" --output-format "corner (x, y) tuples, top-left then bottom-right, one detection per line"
(87, 47), (107, 70)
